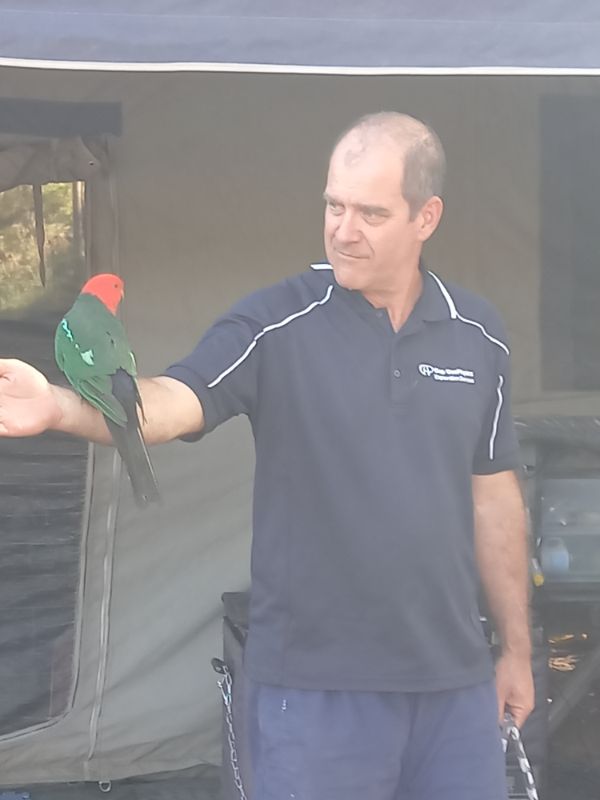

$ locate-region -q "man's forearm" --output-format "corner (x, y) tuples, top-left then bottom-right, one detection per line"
(50, 376), (204, 445)
(50, 384), (113, 443)
(473, 470), (532, 657)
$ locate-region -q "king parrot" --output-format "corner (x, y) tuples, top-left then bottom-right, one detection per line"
(54, 273), (160, 507)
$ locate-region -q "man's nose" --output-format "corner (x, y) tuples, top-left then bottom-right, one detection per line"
(335, 210), (361, 243)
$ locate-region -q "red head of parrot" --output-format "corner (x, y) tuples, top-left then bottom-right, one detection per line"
(80, 273), (124, 315)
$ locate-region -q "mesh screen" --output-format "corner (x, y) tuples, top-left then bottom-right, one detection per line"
(0, 182), (87, 735)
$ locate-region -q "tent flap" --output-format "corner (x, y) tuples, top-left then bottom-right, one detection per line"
(0, 138), (105, 193)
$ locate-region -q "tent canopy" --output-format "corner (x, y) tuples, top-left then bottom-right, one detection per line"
(1, 1), (600, 72)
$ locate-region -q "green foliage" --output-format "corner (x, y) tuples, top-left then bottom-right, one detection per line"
(0, 183), (86, 317)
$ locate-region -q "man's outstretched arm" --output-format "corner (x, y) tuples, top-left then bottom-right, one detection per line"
(0, 358), (204, 444)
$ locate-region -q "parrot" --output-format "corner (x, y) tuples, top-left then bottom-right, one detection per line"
(54, 273), (160, 507)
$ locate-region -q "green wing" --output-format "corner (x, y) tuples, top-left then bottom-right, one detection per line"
(54, 293), (138, 427)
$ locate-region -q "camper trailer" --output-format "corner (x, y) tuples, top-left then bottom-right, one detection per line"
(1, 4), (600, 799)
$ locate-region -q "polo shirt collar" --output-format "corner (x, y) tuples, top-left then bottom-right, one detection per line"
(310, 261), (452, 323)
(417, 266), (454, 322)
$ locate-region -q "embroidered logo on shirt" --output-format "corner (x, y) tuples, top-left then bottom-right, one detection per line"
(418, 363), (475, 384)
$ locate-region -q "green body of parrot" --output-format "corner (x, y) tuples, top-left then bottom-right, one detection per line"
(55, 289), (159, 507)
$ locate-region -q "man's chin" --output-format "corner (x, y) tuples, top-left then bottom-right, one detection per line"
(331, 263), (365, 292)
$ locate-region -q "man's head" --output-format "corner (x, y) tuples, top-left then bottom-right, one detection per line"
(323, 112), (445, 296)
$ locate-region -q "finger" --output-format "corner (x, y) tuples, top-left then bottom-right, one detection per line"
(511, 705), (533, 729)
(0, 358), (19, 374)
(506, 695), (532, 727)
(0, 413), (13, 436)
(495, 685), (507, 724)
(514, 713), (525, 729)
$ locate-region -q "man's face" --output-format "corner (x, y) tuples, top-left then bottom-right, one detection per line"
(323, 139), (425, 296)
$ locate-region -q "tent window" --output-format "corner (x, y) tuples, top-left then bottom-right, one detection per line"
(0, 180), (88, 735)
(0, 183), (86, 313)
(541, 95), (600, 391)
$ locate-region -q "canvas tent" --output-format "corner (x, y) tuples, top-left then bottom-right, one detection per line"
(1, 2), (600, 795)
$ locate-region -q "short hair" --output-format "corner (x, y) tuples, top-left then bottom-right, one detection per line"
(332, 112), (446, 218)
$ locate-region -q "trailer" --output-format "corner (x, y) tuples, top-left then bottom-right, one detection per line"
(1, 3), (600, 798)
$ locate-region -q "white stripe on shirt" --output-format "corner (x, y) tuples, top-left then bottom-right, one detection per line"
(489, 375), (505, 460)
(428, 271), (511, 463)
(427, 271), (509, 355)
(207, 284), (334, 388)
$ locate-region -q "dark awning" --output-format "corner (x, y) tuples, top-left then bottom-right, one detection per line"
(1, 1), (600, 73)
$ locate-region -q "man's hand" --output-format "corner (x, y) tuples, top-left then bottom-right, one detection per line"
(495, 651), (535, 729)
(0, 359), (62, 437)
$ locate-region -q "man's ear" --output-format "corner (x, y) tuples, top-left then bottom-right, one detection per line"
(417, 196), (444, 242)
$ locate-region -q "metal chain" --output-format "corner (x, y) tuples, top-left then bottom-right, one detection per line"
(213, 659), (248, 800)
(502, 713), (539, 800)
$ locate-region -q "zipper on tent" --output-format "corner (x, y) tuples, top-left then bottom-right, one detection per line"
(66, 441), (96, 714)
(86, 449), (121, 770)
(86, 157), (122, 775)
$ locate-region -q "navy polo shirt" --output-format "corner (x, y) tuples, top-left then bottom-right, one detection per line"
(164, 264), (521, 692)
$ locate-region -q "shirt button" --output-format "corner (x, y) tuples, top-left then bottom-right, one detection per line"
(393, 369), (401, 378)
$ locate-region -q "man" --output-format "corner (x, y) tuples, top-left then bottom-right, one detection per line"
(0, 112), (533, 799)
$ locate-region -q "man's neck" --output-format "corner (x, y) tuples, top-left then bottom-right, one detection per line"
(362, 267), (423, 333)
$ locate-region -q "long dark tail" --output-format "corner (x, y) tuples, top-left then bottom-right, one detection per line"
(106, 369), (160, 508)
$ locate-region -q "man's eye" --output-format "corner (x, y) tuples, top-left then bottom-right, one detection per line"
(327, 201), (344, 214)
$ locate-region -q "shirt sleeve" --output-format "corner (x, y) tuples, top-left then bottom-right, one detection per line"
(472, 334), (522, 475)
(162, 311), (261, 440)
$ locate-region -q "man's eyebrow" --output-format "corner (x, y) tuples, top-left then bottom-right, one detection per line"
(358, 204), (390, 215)
(322, 194), (389, 216)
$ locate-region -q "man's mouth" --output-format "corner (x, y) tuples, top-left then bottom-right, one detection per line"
(335, 250), (364, 260)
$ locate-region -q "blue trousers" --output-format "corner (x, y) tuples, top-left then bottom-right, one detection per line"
(246, 678), (508, 800)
